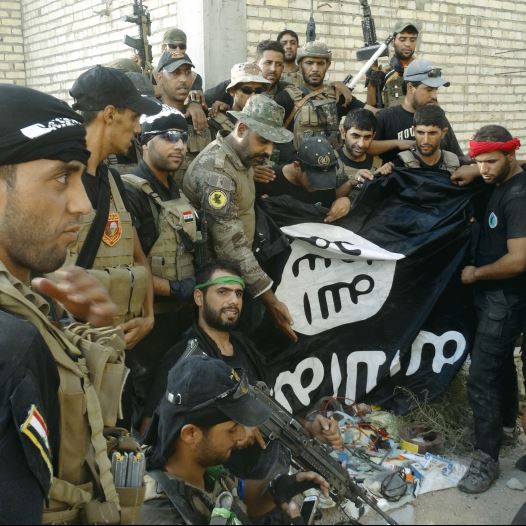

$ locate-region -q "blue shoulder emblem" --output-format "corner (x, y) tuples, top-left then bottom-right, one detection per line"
(489, 212), (498, 229)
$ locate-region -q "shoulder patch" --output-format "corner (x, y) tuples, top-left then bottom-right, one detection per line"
(208, 189), (229, 210)
(20, 404), (53, 479)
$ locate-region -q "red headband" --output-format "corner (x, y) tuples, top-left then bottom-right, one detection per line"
(469, 137), (521, 158)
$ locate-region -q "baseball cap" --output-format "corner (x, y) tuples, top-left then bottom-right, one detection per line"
(70, 65), (161, 115)
(140, 107), (188, 144)
(228, 94), (293, 144)
(297, 136), (338, 190)
(404, 60), (450, 88)
(393, 20), (420, 35)
(163, 28), (187, 45)
(226, 62), (271, 92)
(125, 72), (155, 97)
(157, 51), (194, 74)
(156, 355), (271, 458)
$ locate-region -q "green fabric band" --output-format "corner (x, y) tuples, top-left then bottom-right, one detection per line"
(194, 275), (245, 290)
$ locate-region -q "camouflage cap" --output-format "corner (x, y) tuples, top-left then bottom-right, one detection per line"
(393, 20), (420, 35)
(296, 40), (332, 64)
(107, 58), (142, 74)
(228, 94), (294, 144)
(163, 28), (187, 44)
(226, 62), (272, 92)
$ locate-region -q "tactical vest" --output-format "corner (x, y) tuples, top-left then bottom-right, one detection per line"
(66, 172), (147, 325)
(121, 174), (197, 282)
(174, 124), (212, 187)
(0, 267), (144, 525)
(382, 70), (404, 108)
(338, 155), (383, 185)
(285, 85), (340, 150)
(398, 149), (460, 175)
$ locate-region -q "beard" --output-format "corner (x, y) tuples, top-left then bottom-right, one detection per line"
(0, 192), (70, 274)
(203, 301), (240, 331)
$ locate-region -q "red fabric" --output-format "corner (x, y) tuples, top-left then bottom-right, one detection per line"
(469, 137), (521, 158)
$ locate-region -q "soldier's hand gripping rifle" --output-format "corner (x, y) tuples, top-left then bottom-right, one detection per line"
(123, 0), (153, 77)
(253, 382), (398, 525)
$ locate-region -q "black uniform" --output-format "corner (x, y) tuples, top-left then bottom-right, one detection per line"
(469, 171), (526, 460)
(336, 149), (375, 171)
(0, 313), (60, 524)
(375, 105), (464, 164)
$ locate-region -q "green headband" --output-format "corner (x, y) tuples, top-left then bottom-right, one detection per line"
(195, 275), (246, 290)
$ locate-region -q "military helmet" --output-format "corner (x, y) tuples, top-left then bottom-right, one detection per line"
(296, 40), (332, 64)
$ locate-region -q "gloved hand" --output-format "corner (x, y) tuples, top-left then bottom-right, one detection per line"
(268, 472), (329, 506)
(365, 67), (386, 87)
(169, 277), (196, 302)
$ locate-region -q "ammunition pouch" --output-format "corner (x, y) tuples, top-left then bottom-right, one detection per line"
(87, 266), (148, 324)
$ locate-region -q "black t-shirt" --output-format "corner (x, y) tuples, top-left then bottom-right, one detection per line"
(82, 164), (134, 222)
(375, 105), (464, 163)
(255, 165), (336, 208)
(337, 149), (374, 170)
(476, 171), (526, 291)
(0, 313), (60, 523)
(124, 160), (181, 255)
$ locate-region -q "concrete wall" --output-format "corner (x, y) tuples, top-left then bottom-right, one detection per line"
(0, 0), (25, 84)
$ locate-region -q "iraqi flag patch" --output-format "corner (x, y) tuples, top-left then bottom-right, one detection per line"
(20, 405), (53, 479)
(182, 210), (195, 223)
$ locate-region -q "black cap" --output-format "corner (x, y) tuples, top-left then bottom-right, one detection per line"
(157, 51), (194, 73)
(297, 136), (339, 190)
(70, 65), (161, 115)
(156, 355), (271, 458)
(140, 107), (188, 144)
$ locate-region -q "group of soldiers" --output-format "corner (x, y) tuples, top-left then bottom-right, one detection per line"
(1, 14), (526, 526)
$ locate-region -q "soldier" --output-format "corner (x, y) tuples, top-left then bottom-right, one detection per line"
(156, 51), (212, 186)
(277, 29), (304, 89)
(274, 40), (365, 152)
(141, 355), (330, 524)
(208, 62), (271, 139)
(367, 20), (420, 108)
(68, 65), (159, 351)
(0, 84), (137, 523)
(122, 108), (198, 432)
(393, 105), (460, 175)
(206, 40), (290, 113)
(183, 95), (297, 342)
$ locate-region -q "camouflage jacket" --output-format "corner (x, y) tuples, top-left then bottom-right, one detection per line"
(182, 133), (273, 297)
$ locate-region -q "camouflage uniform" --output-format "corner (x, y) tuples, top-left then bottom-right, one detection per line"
(183, 95), (293, 297)
(282, 67), (305, 89)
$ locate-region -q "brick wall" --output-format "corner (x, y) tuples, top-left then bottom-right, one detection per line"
(20, 0), (177, 101)
(0, 0), (25, 84)
(5, 0), (526, 154)
(246, 0), (526, 155)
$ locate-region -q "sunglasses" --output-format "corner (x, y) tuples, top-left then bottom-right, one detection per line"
(145, 130), (189, 143)
(239, 86), (267, 95)
(167, 43), (187, 50)
(168, 368), (250, 412)
(426, 68), (442, 78)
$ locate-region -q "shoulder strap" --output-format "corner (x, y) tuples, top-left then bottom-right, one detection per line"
(442, 150), (460, 172)
(148, 470), (205, 525)
(398, 150), (421, 168)
(76, 171), (111, 269)
(122, 173), (163, 234)
(284, 87), (325, 129)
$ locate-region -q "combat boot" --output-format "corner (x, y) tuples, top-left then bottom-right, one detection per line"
(458, 450), (499, 494)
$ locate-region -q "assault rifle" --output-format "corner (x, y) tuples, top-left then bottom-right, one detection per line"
(306, 0), (317, 42)
(253, 382), (398, 526)
(356, 0), (389, 61)
(123, 0), (153, 76)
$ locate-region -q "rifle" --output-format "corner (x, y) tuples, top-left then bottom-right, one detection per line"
(306, 0), (316, 42)
(123, 0), (153, 76)
(253, 382), (398, 526)
(356, 0), (389, 61)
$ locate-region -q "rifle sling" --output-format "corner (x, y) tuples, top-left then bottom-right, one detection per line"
(76, 170), (111, 270)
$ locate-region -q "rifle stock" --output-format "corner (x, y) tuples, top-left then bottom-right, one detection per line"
(123, 0), (153, 76)
(253, 382), (398, 526)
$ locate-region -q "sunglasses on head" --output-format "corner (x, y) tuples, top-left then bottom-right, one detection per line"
(145, 130), (189, 143)
(167, 43), (187, 50)
(427, 68), (442, 78)
(239, 86), (266, 95)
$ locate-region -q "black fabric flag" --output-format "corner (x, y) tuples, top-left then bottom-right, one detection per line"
(254, 168), (479, 415)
